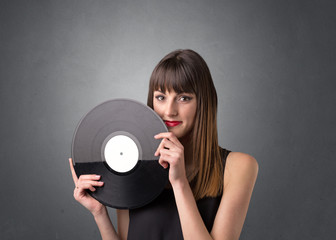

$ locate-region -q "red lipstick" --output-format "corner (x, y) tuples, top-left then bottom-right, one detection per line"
(164, 121), (182, 127)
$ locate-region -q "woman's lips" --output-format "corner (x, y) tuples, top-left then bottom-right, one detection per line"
(164, 121), (182, 127)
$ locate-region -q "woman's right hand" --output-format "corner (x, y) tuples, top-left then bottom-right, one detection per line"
(69, 158), (106, 216)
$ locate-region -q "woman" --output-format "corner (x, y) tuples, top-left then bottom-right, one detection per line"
(69, 49), (258, 240)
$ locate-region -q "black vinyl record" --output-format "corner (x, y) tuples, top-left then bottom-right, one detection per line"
(71, 99), (168, 209)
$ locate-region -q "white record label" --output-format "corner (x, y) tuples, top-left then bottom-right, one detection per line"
(104, 135), (139, 173)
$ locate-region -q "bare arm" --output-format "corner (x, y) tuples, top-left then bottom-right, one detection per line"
(117, 209), (129, 240)
(93, 207), (119, 240)
(172, 153), (258, 240)
(174, 152), (258, 240)
(211, 152), (258, 239)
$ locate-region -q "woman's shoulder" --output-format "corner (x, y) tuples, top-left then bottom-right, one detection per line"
(226, 151), (258, 167)
(223, 151), (259, 188)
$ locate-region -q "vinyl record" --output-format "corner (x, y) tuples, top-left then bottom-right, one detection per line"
(71, 99), (168, 209)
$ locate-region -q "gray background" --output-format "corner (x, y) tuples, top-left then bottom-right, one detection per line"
(1, 0), (335, 239)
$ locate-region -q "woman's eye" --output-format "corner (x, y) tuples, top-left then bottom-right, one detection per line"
(179, 96), (192, 102)
(155, 95), (165, 101)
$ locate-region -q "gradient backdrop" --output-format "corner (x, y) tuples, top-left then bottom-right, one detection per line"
(1, 0), (335, 239)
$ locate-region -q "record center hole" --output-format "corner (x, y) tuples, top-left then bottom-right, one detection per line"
(120, 152), (123, 156)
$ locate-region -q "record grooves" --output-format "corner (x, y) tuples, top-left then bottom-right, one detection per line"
(71, 99), (169, 209)
(74, 161), (168, 209)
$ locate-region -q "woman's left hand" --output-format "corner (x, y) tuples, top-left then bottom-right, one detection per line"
(154, 132), (188, 186)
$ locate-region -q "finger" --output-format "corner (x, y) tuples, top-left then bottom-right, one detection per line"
(159, 148), (174, 156)
(154, 132), (183, 148)
(161, 138), (176, 149)
(154, 132), (173, 140)
(78, 174), (101, 181)
(77, 180), (104, 190)
(154, 137), (167, 156)
(84, 182), (103, 192)
(159, 148), (180, 162)
(158, 149), (174, 163)
(155, 137), (182, 156)
(75, 185), (96, 193)
(157, 151), (171, 169)
(155, 138), (175, 156)
(159, 159), (169, 169)
(69, 158), (78, 184)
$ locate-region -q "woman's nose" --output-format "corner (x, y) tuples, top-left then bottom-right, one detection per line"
(165, 101), (178, 117)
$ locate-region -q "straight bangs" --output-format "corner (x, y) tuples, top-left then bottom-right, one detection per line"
(151, 60), (197, 95)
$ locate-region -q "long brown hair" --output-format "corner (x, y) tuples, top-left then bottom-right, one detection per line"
(147, 49), (223, 200)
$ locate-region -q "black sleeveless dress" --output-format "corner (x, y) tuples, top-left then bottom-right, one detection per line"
(127, 148), (231, 240)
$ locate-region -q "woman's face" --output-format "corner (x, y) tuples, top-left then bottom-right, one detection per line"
(153, 90), (197, 139)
